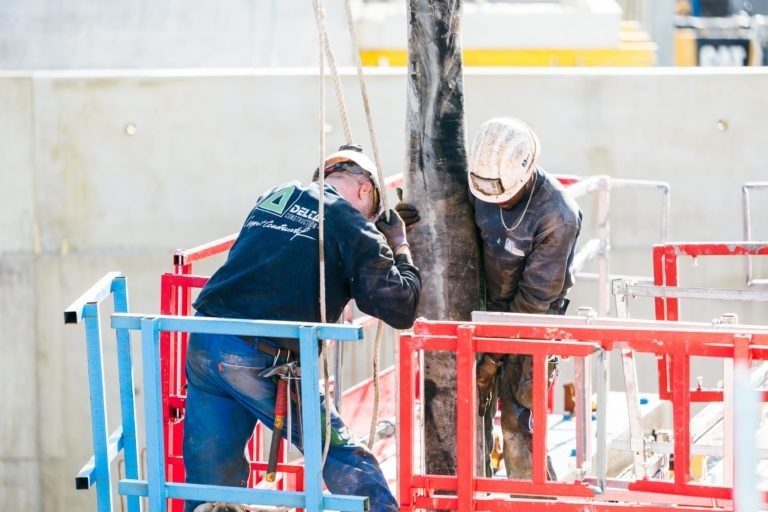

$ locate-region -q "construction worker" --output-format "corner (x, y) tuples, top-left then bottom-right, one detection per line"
(182, 144), (420, 512)
(468, 117), (582, 479)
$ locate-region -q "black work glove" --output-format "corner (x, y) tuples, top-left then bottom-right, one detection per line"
(394, 202), (420, 229)
(394, 187), (421, 229)
(375, 209), (407, 249)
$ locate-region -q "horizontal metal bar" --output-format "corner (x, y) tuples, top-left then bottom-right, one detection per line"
(64, 272), (123, 324)
(578, 272), (653, 283)
(625, 283), (768, 302)
(173, 235), (237, 266)
(118, 480), (368, 511)
(111, 313), (364, 341)
(471, 310), (768, 333)
(160, 273), (210, 288)
(476, 337), (599, 357)
(656, 241), (768, 257)
(582, 477), (733, 507)
(609, 439), (768, 458)
(609, 178), (670, 190)
(566, 174), (604, 198)
(75, 427), (124, 490)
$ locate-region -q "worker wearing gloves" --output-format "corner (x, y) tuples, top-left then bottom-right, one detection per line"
(393, 118), (580, 479)
(469, 117), (582, 479)
(183, 144), (420, 512)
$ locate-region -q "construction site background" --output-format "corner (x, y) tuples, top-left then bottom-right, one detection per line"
(1, 1), (768, 511)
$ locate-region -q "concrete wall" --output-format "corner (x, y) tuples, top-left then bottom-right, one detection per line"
(0, 0), (355, 70)
(1, 68), (767, 510)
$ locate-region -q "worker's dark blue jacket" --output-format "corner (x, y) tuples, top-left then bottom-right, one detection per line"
(193, 180), (421, 333)
(472, 168), (582, 314)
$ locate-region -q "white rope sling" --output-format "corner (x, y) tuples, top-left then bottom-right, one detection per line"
(309, 0), (391, 467)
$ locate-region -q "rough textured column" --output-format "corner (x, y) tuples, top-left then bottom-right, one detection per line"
(405, 0), (481, 478)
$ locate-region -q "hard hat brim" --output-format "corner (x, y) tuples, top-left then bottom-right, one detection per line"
(324, 150), (377, 176)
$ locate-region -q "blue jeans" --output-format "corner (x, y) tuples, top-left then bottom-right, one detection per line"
(182, 331), (398, 512)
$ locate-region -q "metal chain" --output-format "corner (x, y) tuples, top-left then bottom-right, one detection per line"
(499, 172), (538, 232)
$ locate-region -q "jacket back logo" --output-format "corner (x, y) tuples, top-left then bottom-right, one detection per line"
(257, 186), (296, 216)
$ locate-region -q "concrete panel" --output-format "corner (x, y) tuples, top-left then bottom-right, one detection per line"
(0, 0), (353, 69)
(0, 75), (35, 251)
(30, 71), (408, 254)
(0, 255), (40, 511)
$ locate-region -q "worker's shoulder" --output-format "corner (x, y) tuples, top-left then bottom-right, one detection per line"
(538, 170), (582, 225)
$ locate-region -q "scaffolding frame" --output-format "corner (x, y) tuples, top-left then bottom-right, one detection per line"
(397, 315), (768, 512)
(65, 273), (369, 512)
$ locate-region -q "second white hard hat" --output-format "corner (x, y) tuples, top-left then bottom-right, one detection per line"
(468, 117), (540, 204)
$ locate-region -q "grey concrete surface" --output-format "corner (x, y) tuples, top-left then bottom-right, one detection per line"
(0, 1), (353, 70)
(1, 68), (767, 510)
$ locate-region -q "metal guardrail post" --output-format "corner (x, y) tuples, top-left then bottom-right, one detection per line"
(141, 317), (167, 512)
(65, 272), (125, 511)
(742, 182), (768, 287)
(299, 325), (324, 512)
(113, 277), (142, 512)
(575, 307), (595, 474)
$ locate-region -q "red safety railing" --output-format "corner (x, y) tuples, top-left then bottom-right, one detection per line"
(652, 242), (768, 400)
(398, 318), (768, 511)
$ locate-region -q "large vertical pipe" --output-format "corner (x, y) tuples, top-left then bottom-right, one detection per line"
(405, 0), (481, 477)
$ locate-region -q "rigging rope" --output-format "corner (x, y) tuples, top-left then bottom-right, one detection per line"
(310, 0), (333, 467)
(340, 0), (389, 451)
(311, 0), (391, 459)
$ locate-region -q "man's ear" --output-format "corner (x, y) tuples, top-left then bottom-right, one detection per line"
(358, 180), (373, 200)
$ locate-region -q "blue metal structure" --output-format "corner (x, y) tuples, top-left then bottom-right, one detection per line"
(65, 273), (369, 512)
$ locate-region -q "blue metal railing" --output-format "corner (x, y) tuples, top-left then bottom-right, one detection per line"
(65, 273), (369, 512)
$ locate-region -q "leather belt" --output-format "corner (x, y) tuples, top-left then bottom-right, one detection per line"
(237, 335), (298, 362)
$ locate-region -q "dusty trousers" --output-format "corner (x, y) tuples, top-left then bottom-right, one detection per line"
(182, 331), (398, 512)
(480, 354), (558, 480)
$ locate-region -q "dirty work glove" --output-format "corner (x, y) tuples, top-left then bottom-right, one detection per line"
(394, 202), (421, 229)
(394, 187), (421, 229)
(375, 209), (407, 249)
(477, 354), (503, 416)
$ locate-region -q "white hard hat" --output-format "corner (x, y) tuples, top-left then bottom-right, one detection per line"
(468, 118), (540, 204)
(316, 144), (382, 216)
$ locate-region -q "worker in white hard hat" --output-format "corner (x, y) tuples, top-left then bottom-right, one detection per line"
(469, 117), (582, 480)
(183, 143), (419, 512)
